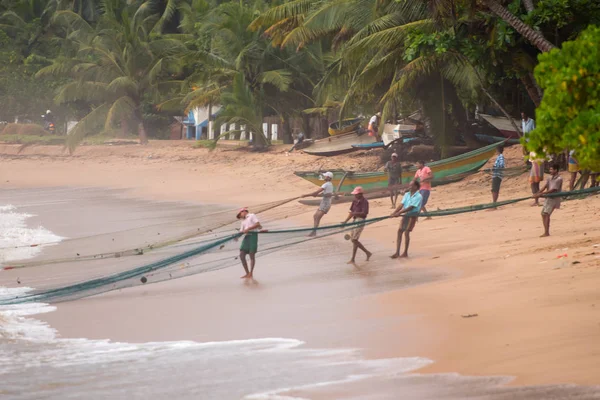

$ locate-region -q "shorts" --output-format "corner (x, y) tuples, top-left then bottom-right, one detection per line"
(542, 198), (560, 216)
(240, 233), (258, 253)
(419, 189), (431, 207)
(400, 216), (417, 232)
(319, 197), (332, 213)
(349, 218), (366, 241)
(388, 177), (400, 187)
(491, 177), (502, 193)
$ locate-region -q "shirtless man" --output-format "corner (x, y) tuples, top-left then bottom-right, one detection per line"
(533, 163), (563, 237)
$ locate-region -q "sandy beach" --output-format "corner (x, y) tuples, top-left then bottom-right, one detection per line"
(1, 141), (599, 398)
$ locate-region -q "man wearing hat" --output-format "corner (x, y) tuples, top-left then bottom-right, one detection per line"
(342, 186), (372, 264)
(303, 171), (335, 237)
(237, 208), (262, 278)
(384, 153), (403, 208)
(368, 112), (382, 141)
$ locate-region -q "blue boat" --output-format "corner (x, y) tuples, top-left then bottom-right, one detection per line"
(351, 142), (385, 149)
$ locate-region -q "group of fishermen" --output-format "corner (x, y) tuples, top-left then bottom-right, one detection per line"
(235, 155), (433, 278)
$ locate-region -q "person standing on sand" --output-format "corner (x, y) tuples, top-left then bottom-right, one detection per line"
(414, 160), (433, 217)
(529, 151), (545, 206)
(521, 112), (535, 141)
(384, 153), (402, 208)
(390, 180), (423, 258)
(237, 207), (262, 278)
(304, 171), (335, 237)
(491, 145), (505, 205)
(342, 187), (372, 264)
(533, 163), (563, 237)
(368, 112), (381, 141)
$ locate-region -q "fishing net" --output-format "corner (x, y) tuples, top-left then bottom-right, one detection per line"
(0, 187), (597, 305)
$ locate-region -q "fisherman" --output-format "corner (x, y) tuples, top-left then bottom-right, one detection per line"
(237, 207), (262, 278)
(414, 160), (433, 217)
(533, 163), (563, 237)
(521, 111), (535, 141)
(384, 153), (403, 208)
(288, 131), (305, 153)
(368, 112), (381, 141)
(491, 145), (505, 205)
(342, 187), (372, 264)
(529, 151), (544, 206)
(304, 171), (335, 237)
(390, 180), (423, 258)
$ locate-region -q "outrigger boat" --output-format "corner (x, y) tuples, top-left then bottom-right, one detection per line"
(294, 141), (502, 193)
(302, 131), (377, 156)
(478, 114), (522, 139)
(328, 118), (364, 136)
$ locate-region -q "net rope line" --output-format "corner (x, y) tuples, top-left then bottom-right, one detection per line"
(1, 186), (597, 305)
(0, 196), (307, 270)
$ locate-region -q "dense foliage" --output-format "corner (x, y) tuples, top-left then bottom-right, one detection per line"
(0, 0), (598, 157)
(529, 25), (600, 170)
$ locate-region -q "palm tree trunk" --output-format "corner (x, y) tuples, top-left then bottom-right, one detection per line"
(481, 0), (555, 52)
(521, 74), (541, 107)
(138, 121), (149, 144)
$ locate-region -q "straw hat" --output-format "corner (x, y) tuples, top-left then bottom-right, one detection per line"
(236, 207), (248, 218)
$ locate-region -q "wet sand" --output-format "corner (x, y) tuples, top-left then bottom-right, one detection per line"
(1, 141), (600, 394)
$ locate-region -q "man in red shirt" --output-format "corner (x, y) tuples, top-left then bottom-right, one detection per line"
(342, 187), (372, 264)
(414, 160), (433, 217)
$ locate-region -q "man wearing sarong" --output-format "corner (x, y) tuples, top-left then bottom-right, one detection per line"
(237, 208), (262, 279)
(533, 163), (563, 237)
(384, 153), (402, 208)
(343, 187), (372, 264)
(368, 112), (381, 141)
(390, 180), (423, 258)
(491, 145), (505, 205)
(303, 171), (335, 237)
(529, 151), (545, 206)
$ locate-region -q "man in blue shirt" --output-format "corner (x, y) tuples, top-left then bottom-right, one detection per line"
(491, 145), (505, 205)
(390, 180), (423, 258)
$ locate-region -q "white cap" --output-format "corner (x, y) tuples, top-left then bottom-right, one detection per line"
(323, 171), (334, 179)
(391, 153), (398, 158)
(46, 110), (51, 114)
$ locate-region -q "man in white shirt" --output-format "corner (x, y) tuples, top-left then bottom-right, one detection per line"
(237, 207), (262, 279)
(368, 112), (381, 140)
(303, 171), (335, 237)
(521, 111), (535, 140)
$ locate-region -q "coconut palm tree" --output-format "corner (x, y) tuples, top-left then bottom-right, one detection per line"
(37, 1), (186, 150)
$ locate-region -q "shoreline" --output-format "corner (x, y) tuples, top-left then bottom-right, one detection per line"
(1, 142), (599, 390)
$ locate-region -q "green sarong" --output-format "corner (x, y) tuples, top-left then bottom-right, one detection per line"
(240, 233), (258, 253)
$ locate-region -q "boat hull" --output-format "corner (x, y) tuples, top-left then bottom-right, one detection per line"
(479, 114), (522, 139)
(294, 142), (501, 192)
(328, 118), (363, 136)
(475, 134), (520, 145)
(303, 131), (377, 156)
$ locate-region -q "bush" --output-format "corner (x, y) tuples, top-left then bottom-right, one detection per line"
(1, 123), (48, 136)
(529, 25), (600, 171)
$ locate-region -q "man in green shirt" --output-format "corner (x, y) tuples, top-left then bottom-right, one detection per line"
(384, 153), (402, 208)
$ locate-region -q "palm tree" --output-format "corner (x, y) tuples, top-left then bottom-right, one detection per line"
(37, 2), (186, 150)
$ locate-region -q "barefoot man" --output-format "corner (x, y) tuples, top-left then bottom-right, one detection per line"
(384, 153), (402, 208)
(390, 180), (423, 258)
(343, 187), (372, 264)
(237, 207), (262, 278)
(304, 171), (335, 237)
(414, 160), (433, 217)
(491, 145), (505, 205)
(533, 163), (563, 237)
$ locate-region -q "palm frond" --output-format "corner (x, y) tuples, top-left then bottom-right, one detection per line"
(105, 96), (137, 130)
(65, 103), (111, 153)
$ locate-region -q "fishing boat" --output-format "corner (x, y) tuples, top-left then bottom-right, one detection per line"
(328, 118), (364, 136)
(479, 114), (522, 139)
(351, 142), (385, 149)
(302, 131), (377, 156)
(475, 134), (520, 145)
(294, 141), (502, 193)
